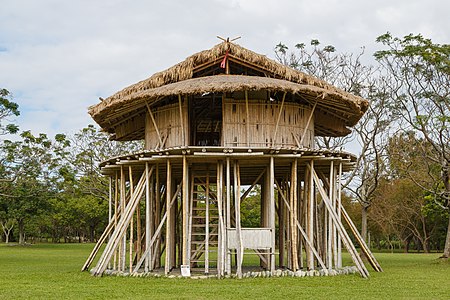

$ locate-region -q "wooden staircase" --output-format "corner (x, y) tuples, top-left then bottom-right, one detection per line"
(190, 174), (219, 274)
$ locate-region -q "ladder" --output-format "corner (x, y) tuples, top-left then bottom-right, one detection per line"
(190, 174), (219, 274)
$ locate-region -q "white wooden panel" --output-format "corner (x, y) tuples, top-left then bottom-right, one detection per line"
(227, 228), (272, 249)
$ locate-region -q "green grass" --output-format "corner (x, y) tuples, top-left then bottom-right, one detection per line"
(0, 243), (448, 299)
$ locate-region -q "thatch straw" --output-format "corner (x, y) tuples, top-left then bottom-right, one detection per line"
(89, 41), (368, 125)
(90, 75), (366, 132)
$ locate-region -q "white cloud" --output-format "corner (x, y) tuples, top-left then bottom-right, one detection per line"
(0, 0), (448, 138)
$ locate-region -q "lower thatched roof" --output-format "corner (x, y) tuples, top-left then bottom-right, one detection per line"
(90, 75), (367, 137)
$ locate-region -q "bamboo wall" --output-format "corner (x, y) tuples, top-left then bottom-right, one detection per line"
(144, 94), (315, 150)
(145, 101), (188, 149)
(222, 99), (314, 148)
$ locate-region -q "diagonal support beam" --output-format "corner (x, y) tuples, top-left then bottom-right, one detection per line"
(133, 184), (181, 273)
(93, 166), (154, 276)
(316, 170), (382, 272)
(309, 165), (369, 278)
(275, 179), (326, 270)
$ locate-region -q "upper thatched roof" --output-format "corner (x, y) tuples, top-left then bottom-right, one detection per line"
(89, 41), (368, 137)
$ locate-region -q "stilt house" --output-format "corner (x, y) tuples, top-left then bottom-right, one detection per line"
(83, 40), (382, 278)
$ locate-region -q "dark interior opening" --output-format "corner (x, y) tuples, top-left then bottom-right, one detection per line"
(190, 94), (223, 146)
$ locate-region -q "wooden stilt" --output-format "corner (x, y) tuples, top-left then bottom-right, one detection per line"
(225, 157), (231, 275)
(234, 161), (243, 278)
(120, 166), (126, 272)
(269, 156), (276, 273)
(114, 172), (118, 270)
(216, 161), (225, 278)
(307, 161), (315, 270)
(107, 176), (112, 270)
(145, 162), (151, 272)
(165, 160), (172, 275)
(327, 161), (334, 270)
(289, 162), (297, 270)
(205, 171), (210, 274)
(129, 166), (134, 273)
(297, 178), (303, 269)
(108, 177), (112, 227)
(337, 162), (342, 269)
(332, 163), (338, 269)
(278, 188), (285, 268)
(155, 164), (161, 269)
(182, 155), (189, 267)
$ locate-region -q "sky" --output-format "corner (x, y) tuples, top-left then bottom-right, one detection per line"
(0, 0), (449, 140)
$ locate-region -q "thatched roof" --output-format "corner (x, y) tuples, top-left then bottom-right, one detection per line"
(89, 41), (368, 137)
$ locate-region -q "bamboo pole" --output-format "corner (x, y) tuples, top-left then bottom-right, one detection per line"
(307, 160), (315, 270)
(134, 184), (181, 273)
(278, 188), (285, 267)
(145, 100), (163, 148)
(165, 159), (172, 275)
(205, 171), (210, 274)
(310, 166), (369, 278)
(93, 167), (153, 276)
(275, 179), (326, 270)
(337, 162), (342, 268)
(299, 100), (318, 147)
(129, 166), (134, 273)
(327, 161), (334, 270)
(145, 162), (151, 272)
(245, 90), (250, 148)
(269, 156), (276, 273)
(216, 161), (225, 277)
(82, 205), (122, 271)
(108, 176), (112, 270)
(155, 164), (161, 269)
(234, 161), (243, 278)
(120, 166), (126, 272)
(292, 159), (299, 271)
(178, 95), (186, 146)
(225, 157), (231, 275)
(341, 205), (383, 272)
(182, 155), (189, 267)
(240, 169), (265, 202)
(332, 163), (338, 269)
(109, 177), (112, 227)
(114, 172), (118, 270)
(272, 92), (287, 147)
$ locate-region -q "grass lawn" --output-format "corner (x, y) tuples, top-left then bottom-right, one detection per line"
(0, 243), (448, 299)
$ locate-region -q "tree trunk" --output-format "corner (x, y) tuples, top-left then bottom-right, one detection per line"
(442, 217), (450, 258)
(441, 164), (450, 258)
(18, 219), (25, 245)
(361, 205), (369, 242)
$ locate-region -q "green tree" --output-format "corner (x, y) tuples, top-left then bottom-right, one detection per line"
(0, 88), (19, 135)
(375, 33), (450, 258)
(0, 131), (70, 244)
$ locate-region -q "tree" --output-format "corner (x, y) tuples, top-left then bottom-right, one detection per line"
(68, 125), (143, 202)
(0, 88), (19, 135)
(375, 33), (450, 258)
(275, 40), (394, 241)
(0, 131), (70, 244)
